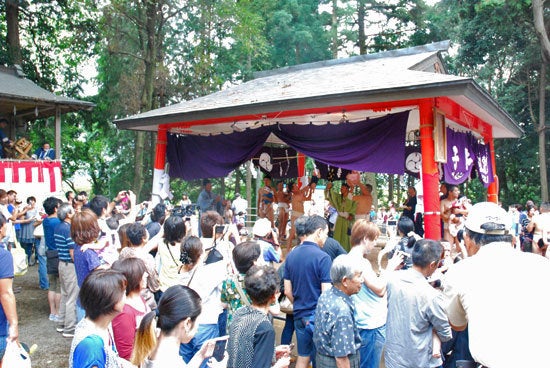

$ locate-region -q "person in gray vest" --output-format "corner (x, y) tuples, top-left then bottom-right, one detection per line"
(227, 265), (291, 368)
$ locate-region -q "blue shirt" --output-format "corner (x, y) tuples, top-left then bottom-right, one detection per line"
(73, 246), (102, 288)
(322, 237), (347, 261)
(54, 221), (75, 262)
(34, 147), (55, 160)
(258, 239), (280, 263)
(313, 286), (361, 358)
(7, 204), (19, 231)
(72, 335), (107, 368)
(284, 241), (332, 319)
(0, 248), (13, 336)
(43, 217), (61, 250)
(197, 189), (216, 213)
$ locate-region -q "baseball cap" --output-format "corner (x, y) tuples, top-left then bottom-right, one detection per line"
(464, 202), (511, 235)
(252, 218), (272, 237)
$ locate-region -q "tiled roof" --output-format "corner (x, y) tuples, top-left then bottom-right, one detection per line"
(114, 42), (522, 139)
(0, 65), (94, 120)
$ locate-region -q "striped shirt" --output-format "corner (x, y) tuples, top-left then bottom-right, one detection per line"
(54, 220), (75, 262)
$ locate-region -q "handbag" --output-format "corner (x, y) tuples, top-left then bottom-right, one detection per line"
(46, 249), (59, 274)
(279, 295), (294, 314)
(1, 340), (31, 368)
(33, 224), (44, 238)
(11, 239), (28, 277)
(204, 245), (224, 265)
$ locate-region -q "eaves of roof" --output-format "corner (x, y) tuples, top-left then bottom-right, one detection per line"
(114, 42), (521, 139)
(0, 65), (94, 120)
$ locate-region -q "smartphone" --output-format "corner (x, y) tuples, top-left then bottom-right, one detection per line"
(212, 337), (228, 362)
(215, 225), (226, 234)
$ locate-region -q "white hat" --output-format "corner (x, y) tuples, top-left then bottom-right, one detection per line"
(464, 202), (510, 235)
(252, 218), (272, 237)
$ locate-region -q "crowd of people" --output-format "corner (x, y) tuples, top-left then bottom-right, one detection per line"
(0, 177), (548, 368)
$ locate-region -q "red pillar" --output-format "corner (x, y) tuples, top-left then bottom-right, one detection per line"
(419, 100), (441, 239)
(485, 128), (499, 203)
(151, 126), (168, 205)
(297, 152), (306, 178)
(154, 126), (168, 171)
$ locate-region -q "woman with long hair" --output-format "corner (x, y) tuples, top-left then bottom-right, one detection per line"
(157, 215), (186, 294)
(177, 236), (226, 366)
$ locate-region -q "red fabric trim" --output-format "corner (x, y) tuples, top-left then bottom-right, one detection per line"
(12, 162), (19, 182)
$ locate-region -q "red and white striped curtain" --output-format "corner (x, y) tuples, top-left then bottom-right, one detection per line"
(0, 160), (62, 193)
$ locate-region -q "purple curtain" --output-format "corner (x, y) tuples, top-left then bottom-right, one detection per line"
(167, 111), (409, 180)
(444, 128), (473, 184)
(443, 128), (494, 187)
(167, 128), (271, 180)
(471, 137), (494, 188)
(272, 111), (409, 174)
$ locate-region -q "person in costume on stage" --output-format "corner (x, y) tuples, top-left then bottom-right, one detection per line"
(257, 174), (275, 227)
(325, 181), (356, 251)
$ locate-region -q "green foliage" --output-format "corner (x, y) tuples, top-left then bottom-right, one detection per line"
(437, 0), (546, 205)
(0, 0), (100, 93)
(264, 0), (331, 66)
(2, 0), (545, 206)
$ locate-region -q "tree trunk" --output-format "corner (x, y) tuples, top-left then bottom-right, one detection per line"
(331, 0), (338, 58)
(533, 0), (550, 63)
(364, 172), (377, 208)
(6, 0), (22, 66)
(538, 62), (548, 201)
(388, 174), (394, 203)
(133, 131), (146, 201)
(134, 0), (158, 201)
(533, 0), (549, 200)
(357, 0), (366, 55)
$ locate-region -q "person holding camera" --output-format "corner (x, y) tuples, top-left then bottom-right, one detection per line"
(385, 239), (452, 368)
(178, 236), (227, 367)
(252, 218), (282, 266)
(348, 220), (403, 368)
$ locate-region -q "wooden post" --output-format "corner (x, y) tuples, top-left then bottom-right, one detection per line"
(419, 100), (441, 239)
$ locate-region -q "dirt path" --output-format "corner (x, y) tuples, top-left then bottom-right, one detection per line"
(13, 265), (70, 368)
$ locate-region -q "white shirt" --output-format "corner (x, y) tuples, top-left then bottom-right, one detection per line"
(444, 242), (550, 367)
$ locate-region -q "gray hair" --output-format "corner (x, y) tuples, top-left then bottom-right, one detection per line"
(330, 255), (362, 284)
(57, 202), (74, 221)
(412, 239), (443, 268)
